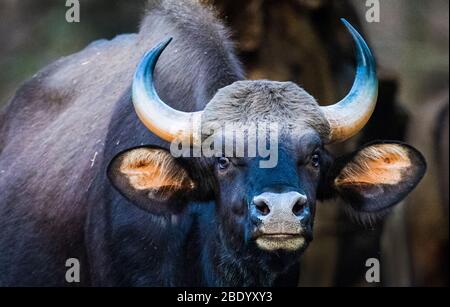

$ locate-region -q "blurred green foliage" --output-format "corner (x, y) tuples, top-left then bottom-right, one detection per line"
(0, 0), (146, 106)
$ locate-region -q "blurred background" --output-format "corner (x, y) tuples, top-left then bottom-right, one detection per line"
(0, 0), (448, 286)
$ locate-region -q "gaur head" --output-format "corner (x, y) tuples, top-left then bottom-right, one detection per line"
(108, 20), (426, 257)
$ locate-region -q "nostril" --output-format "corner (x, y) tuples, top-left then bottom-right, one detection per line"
(292, 200), (305, 216)
(254, 200), (270, 216)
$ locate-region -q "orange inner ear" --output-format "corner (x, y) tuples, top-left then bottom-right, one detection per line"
(335, 144), (412, 186)
(119, 148), (195, 192)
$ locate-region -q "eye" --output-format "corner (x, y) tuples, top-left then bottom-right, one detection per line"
(311, 153), (320, 168)
(217, 157), (230, 170)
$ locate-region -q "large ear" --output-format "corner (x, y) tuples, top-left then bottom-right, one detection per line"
(107, 146), (197, 214)
(331, 142), (426, 220)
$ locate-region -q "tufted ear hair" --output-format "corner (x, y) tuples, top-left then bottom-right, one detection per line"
(326, 142), (426, 224)
(107, 146), (197, 214)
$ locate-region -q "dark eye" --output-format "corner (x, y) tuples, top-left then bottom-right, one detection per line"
(217, 157), (230, 170)
(311, 153), (320, 168)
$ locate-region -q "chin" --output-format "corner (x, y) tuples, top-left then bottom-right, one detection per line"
(255, 234), (309, 253)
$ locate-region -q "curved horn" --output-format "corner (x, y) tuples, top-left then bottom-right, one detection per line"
(321, 19), (378, 144)
(132, 38), (202, 143)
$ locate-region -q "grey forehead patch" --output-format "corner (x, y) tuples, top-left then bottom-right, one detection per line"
(201, 80), (330, 138)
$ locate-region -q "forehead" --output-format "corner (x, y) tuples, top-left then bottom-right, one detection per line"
(206, 124), (322, 160)
(281, 129), (323, 154)
(201, 80), (330, 141)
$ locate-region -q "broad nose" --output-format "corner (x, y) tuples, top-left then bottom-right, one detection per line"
(251, 191), (308, 220)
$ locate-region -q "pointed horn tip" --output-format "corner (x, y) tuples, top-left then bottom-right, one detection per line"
(339, 18), (376, 68)
(340, 18), (361, 38)
(154, 37), (173, 53)
(162, 37), (173, 46)
(340, 18), (352, 30)
(148, 37), (173, 54)
(137, 37), (174, 70)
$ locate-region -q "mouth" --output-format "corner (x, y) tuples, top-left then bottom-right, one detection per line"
(258, 233), (300, 238)
(254, 233), (308, 252)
